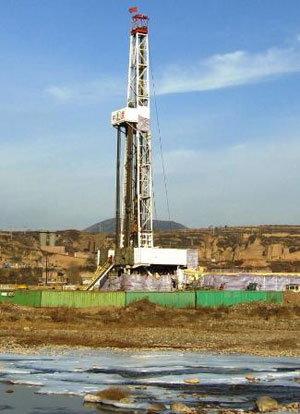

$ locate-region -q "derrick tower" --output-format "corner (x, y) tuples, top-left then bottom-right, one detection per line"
(86, 8), (198, 291)
(112, 9), (153, 250)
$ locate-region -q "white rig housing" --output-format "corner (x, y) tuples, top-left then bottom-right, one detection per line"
(111, 107), (150, 126)
(133, 248), (198, 268)
(112, 107), (138, 125)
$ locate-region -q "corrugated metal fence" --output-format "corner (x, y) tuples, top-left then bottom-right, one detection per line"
(14, 291), (42, 307)
(40, 291), (125, 308)
(196, 291), (283, 307)
(126, 292), (196, 308)
(0, 290), (283, 308)
(0, 291), (42, 307)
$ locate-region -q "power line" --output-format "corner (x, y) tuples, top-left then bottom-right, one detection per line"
(149, 52), (172, 230)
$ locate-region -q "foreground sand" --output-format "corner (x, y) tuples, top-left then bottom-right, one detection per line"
(0, 293), (299, 357)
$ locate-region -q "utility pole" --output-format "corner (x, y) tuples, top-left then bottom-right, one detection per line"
(45, 253), (48, 285)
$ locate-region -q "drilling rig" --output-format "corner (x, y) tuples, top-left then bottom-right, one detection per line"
(87, 9), (197, 291)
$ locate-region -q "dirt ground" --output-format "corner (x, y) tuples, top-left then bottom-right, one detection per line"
(0, 293), (299, 357)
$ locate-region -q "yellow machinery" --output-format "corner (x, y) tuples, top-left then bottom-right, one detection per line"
(86, 261), (114, 291)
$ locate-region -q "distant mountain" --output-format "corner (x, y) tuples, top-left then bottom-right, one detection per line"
(84, 218), (186, 233)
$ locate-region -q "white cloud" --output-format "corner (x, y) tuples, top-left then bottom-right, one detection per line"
(47, 86), (75, 103)
(46, 78), (124, 104)
(154, 134), (300, 227)
(158, 41), (300, 94)
(45, 37), (300, 101)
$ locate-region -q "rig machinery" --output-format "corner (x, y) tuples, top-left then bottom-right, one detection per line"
(87, 9), (197, 291)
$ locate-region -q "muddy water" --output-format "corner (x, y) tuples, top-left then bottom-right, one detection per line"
(0, 383), (96, 414)
(0, 350), (299, 413)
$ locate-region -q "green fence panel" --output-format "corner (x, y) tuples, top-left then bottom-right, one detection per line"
(267, 291), (283, 303)
(196, 291), (220, 307)
(249, 291), (268, 302)
(0, 293), (15, 304)
(232, 291), (268, 305)
(0, 290), (282, 308)
(0, 290), (42, 306)
(125, 292), (196, 308)
(40, 291), (125, 308)
(13, 291), (42, 307)
(196, 291), (270, 307)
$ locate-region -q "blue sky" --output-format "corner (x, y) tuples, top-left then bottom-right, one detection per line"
(1, 0), (300, 230)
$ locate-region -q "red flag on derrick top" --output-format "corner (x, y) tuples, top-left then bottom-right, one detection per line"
(129, 6), (138, 13)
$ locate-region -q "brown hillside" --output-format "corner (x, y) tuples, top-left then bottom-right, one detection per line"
(1, 225), (300, 273)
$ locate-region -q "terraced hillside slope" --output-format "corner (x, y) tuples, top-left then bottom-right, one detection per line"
(154, 225), (300, 271)
(1, 225), (300, 274)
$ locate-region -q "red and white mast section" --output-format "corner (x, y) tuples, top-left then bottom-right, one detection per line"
(112, 8), (153, 249)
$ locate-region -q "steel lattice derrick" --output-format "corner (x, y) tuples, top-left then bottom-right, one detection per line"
(112, 11), (153, 249)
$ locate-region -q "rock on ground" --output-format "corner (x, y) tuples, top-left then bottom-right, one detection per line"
(84, 394), (100, 403)
(119, 397), (134, 404)
(148, 402), (167, 412)
(245, 374), (257, 382)
(184, 377), (200, 384)
(256, 396), (279, 412)
(170, 402), (193, 413)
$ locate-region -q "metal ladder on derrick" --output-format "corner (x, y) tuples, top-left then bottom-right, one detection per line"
(86, 260), (114, 291)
